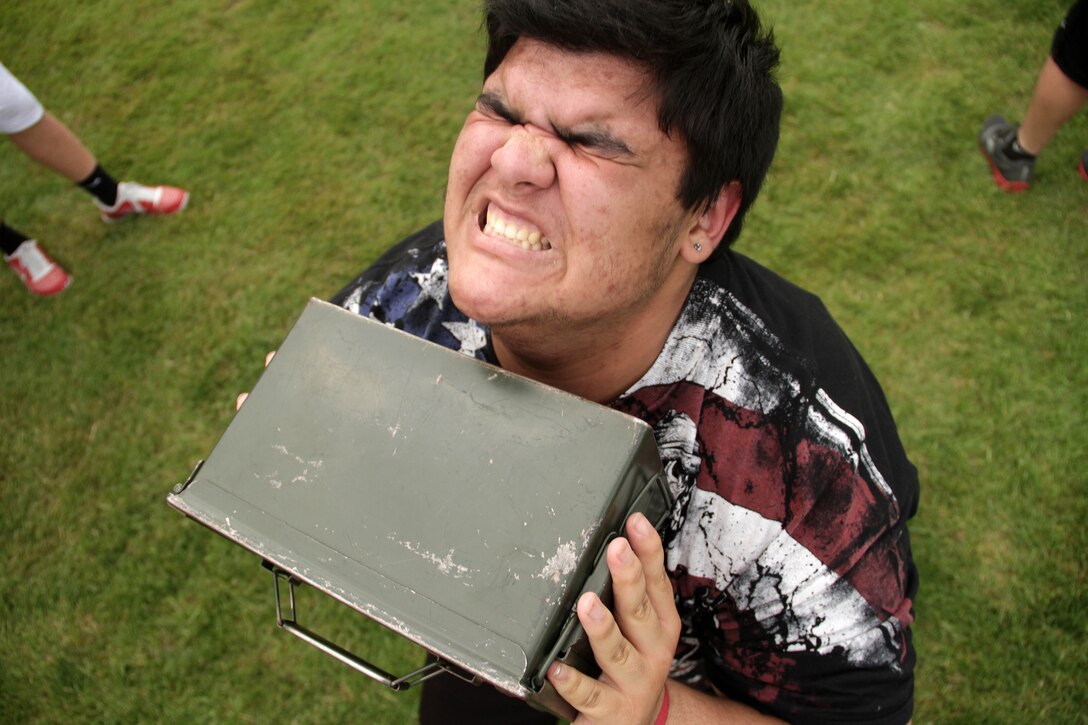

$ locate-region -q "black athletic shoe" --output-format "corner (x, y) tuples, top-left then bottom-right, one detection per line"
(979, 115), (1033, 192)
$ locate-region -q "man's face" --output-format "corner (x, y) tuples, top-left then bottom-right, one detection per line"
(443, 39), (698, 337)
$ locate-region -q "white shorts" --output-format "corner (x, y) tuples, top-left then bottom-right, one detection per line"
(0, 62), (45, 134)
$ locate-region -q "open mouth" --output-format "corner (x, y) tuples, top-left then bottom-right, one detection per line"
(479, 204), (552, 251)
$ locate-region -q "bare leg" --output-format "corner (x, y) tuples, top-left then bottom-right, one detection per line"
(1016, 57), (1088, 155)
(6, 111), (96, 182)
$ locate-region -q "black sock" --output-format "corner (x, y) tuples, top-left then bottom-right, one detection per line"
(1005, 135), (1036, 161)
(1, 221), (31, 256)
(77, 164), (120, 207)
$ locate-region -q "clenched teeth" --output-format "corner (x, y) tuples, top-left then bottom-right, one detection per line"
(484, 208), (552, 251)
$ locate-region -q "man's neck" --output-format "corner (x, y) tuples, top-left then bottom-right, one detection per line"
(490, 277), (695, 404)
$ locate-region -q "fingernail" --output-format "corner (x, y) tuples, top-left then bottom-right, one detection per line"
(617, 539), (634, 563)
(631, 512), (651, 535)
(549, 662), (566, 680)
(583, 593), (605, 621)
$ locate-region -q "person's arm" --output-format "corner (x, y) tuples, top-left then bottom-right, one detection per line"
(545, 513), (786, 724)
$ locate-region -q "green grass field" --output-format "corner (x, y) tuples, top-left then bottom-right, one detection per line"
(1, 1), (1085, 722)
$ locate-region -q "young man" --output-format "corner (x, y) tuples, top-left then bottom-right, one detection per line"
(1, 61), (189, 296)
(332, 1), (918, 722)
(979, 0), (1088, 191)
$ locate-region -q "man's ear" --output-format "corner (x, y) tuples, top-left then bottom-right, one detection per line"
(680, 182), (742, 264)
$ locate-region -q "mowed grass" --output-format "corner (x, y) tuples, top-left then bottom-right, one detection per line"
(0, 1), (1084, 722)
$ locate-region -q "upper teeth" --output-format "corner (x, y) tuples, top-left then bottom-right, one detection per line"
(485, 209), (551, 251)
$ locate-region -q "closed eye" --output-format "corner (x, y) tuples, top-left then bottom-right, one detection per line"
(556, 128), (634, 159)
(476, 92), (520, 125)
(475, 91), (636, 161)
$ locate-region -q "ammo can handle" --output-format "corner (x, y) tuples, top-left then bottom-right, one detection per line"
(264, 561), (473, 691)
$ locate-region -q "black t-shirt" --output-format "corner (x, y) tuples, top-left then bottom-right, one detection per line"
(333, 221), (919, 724)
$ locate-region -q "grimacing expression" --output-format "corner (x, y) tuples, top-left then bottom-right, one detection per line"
(442, 39), (702, 336)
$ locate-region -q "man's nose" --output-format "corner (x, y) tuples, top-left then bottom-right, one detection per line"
(490, 127), (556, 191)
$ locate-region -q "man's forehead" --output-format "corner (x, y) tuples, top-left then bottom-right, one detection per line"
(486, 38), (658, 115)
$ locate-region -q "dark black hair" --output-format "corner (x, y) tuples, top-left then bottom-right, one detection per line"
(483, 0), (783, 248)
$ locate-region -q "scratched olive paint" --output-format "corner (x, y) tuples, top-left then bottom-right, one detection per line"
(168, 299), (670, 718)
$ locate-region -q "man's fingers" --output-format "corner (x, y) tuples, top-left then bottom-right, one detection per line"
(578, 591), (644, 684)
(550, 591), (668, 723)
(607, 537), (658, 648)
(544, 516), (678, 723)
(548, 593), (633, 720)
(235, 351), (277, 411)
(625, 513), (681, 636)
(547, 659), (609, 720)
(607, 519), (680, 656)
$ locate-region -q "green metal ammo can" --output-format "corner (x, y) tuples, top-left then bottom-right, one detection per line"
(168, 299), (672, 719)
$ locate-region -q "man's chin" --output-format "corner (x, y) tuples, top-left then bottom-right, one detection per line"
(449, 290), (507, 328)
(448, 279), (540, 331)
(448, 277), (496, 323)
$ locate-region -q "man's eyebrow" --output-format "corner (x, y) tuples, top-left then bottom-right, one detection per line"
(476, 92), (521, 124)
(476, 91), (635, 159)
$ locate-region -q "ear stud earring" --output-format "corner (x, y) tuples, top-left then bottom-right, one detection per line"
(694, 243), (703, 252)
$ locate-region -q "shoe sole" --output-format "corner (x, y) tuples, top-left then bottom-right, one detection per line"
(31, 273), (72, 297)
(46, 275), (73, 296)
(979, 142), (1029, 192)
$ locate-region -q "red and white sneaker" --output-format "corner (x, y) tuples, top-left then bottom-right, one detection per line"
(5, 239), (72, 296)
(1078, 149), (1087, 183)
(96, 181), (189, 223)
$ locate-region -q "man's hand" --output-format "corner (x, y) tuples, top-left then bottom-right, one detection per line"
(546, 512), (681, 724)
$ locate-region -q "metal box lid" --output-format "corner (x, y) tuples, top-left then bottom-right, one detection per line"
(168, 299), (667, 707)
